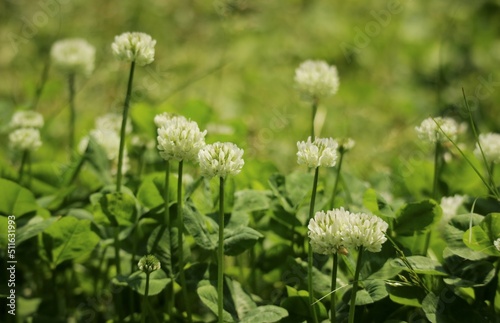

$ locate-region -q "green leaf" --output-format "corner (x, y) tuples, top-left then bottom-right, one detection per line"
(83, 137), (112, 184)
(99, 191), (138, 226)
(224, 226), (263, 256)
(114, 270), (170, 296)
(136, 172), (168, 210)
(16, 216), (59, 245)
(42, 216), (100, 267)
(342, 280), (388, 305)
(443, 249), (495, 287)
(394, 200), (442, 235)
(183, 202), (218, 250)
(147, 226), (179, 277)
(391, 256), (447, 276)
(233, 189), (270, 213)
(0, 178), (38, 217)
(363, 188), (395, 218)
(229, 280), (257, 319)
(197, 283), (235, 322)
(280, 286), (327, 321)
(463, 213), (500, 256)
(386, 283), (427, 307)
(240, 306), (288, 323)
(443, 213), (488, 260)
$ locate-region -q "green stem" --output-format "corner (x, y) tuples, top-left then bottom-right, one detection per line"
(330, 152), (345, 209)
(218, 176), (225, 323)
(330, 253), (338, 323)
(141, 272), (151, 323)
(164, 161), (174, 320)
(177, 161), (192, 323)
(311, 98), (319, 140)
(432, 142), (441, 200)
(308, 167), (320, 323)
(114, 227), (121, 276)
(68, 73), (76, 155)
(32, 57), (50, 110)
(348, 248), (364, 323)
(18, 149), (28, 182)
(116, 61), (136, 193)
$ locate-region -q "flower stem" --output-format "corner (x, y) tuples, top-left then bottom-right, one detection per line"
(329, 152), (345, 209)
(114, 227), (121, 275)
(116, 61), (136, 193)
(348, 248), (364, 323)
(164, 161), (174, 320)
(432, 142), (441, 200)
(68, 73), (76, 155)
(218, 176), (225, 323)
(141, 272), (151, 323)
(308, 167), (320, 323)
(311, 98), (319, 140)
(177, 161), (192, 323)
(18, 150), (28, 182)
(330, 253), (338, 323)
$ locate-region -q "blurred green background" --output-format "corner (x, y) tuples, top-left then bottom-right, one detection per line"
(1, 0), (500, 182)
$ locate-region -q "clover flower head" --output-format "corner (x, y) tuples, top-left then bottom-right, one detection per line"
(154, 112), (173, 128)
(342, 211), (389, 253)
(198, 142), (244, 179)
(297, 136), (338, 168)
(494, 238), (500, 252)
(9, 128), (42, 152)
(138, 254), (161, 273)
(10, 110), (44, 129)
(50, 38), (95, 76)
(336, 137), (355, 154)
(156, 116), (207, 162)
(415, 117), (459, 144)
(308, 208), (351, 255)
(294, 60), (339, 101)
(111, 32), (156, 66)
(440, 195), (467, 221)
(95, 113), (132, 135)
(474, 132), (500, 164)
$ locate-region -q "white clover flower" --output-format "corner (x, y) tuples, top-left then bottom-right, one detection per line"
(157, 116), (207, 162)
(154, 112), (173, 128)
(440, 195), (467, 221)
(111, 32), (156, 66)
(474, 132), (500, 164)
(10, 110), (44, 129)
(50, 38), (95, 76)
(198, 142), (244, 179)
(342, 212), (389, 253)
(294, 60), (339, 101)
(297, 136), (338, 168)
(336, 137), (355, 154)
(138, 254), (161, 273)
(9, 128), (42, 152)
(95, 113), (132, 134)
(494, 238), (500, 252)
(308, 208), (351, 255)
(415, 117), (459, 144)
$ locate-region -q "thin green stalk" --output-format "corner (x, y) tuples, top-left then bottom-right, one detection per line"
(32, 58), (50, 110)
(218, 176), (225, 323)
(488, 162), (496, 196)
(116, 61), (136, 193)
(164, 161), (174, 320)
(18, 150), (28, 182)
(114, 228), (121, 276)
(432, 142), (441, 200)
(348, 248), (364, 323)
(330, 253), (338, 323)
(177, 161), (192, 323)
(68, 73), (76, 154)
(141, 272), (151, 323)
(311, 98), (319, 140)
(308, 167), (320, 323)
(329, 152), (345, 209)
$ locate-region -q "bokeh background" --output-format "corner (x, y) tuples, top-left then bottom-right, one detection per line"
(1, 0), (500, 185)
